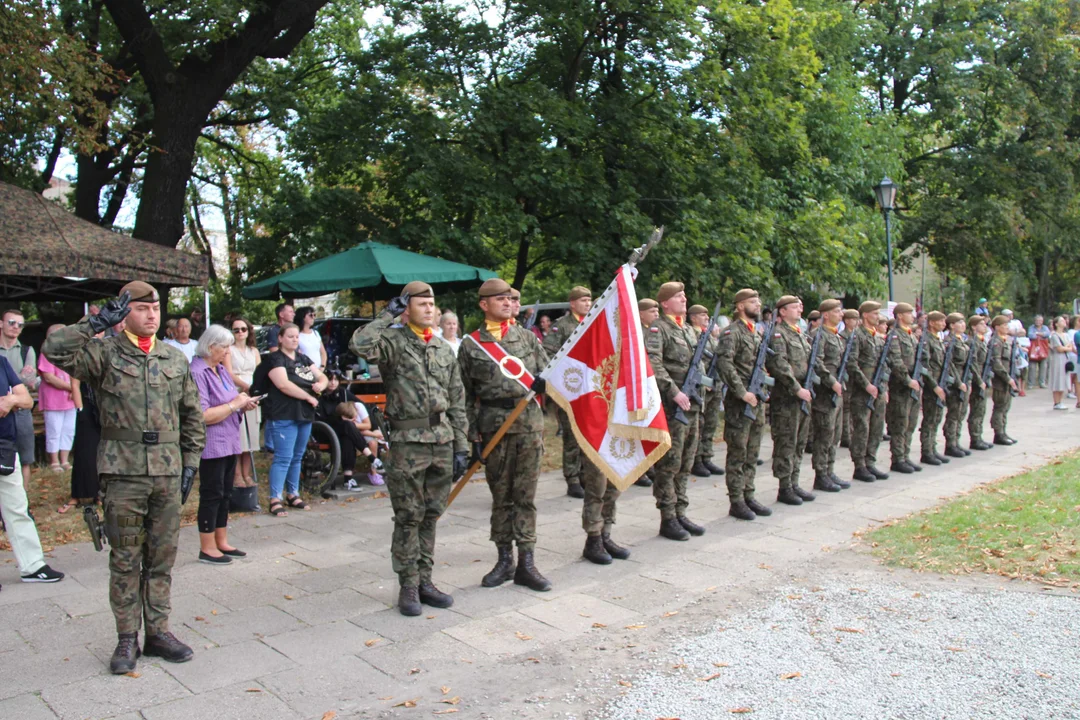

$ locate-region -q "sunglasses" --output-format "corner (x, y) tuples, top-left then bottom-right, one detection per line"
(5, 320), (25, 328)
(232, 327), (248, 333)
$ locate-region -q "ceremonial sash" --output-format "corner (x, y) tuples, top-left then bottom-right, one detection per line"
(467, 331), (541, 406)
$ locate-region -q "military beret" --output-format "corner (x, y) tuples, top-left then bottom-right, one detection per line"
(732, 288), (758, 305)
(818, 299), (842, 313)
(991, 314), (1009, 328)
(401, 280), (434, 298)
(656, 282), (685, 304)
(119, 281), (159, 303)
(687, 304), (708, 316)
(510, 287), (521, 299)
(638, 298), (658, 312)
(858, 300), (881, 315)
(775, 295), (800, 310)
(893, 302), (914, 314)
(843, 308), (860, 320)
(807, 310), (821, 321)
(478, 278), (513, 298)
(946, 312), (966, 325)
(568, 286), (591, 302)
(926, 311), (946, 322)
(968, 315), (987, 328)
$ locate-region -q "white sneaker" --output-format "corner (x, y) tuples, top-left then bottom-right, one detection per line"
(372, 458), (385, 472)
(1053, 403), (1067, 410)
(344, 477), (364, 491)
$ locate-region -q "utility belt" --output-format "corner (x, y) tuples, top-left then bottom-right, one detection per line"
(388, 413), (444, 430)
(480, 397), (520, 410)
(101, 429), (180, 444)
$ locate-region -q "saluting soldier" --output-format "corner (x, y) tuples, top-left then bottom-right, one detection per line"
(918, 311), (950, 466)
(716, 288), (772, 521)
(838, 308), (861, 449)
(846, 301), (890, 482)
(635, 298), (660, 488)
(687, 305), (722, 478)
(966, 316), (993, 451)
(458, 279), (552, 590)
(989, 315), (1019, 445)
(42, 282), (205, 674)
(809, 299), (847, 491)
(886, 303), (923, 474)
(766, 296), (827, 505)
(350, 282), (469, 617)
(943, 313), (972, 458)
(646, 282), (706, 540)
(542, 287), (593, 498)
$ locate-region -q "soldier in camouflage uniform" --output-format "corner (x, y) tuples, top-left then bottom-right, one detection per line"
(966, 316), (994, 451)
(458, 278), (553, 588)
(918, 311), (950, 465)
(839, 309), (861, 448)
(716, 288), (772, 521)
(989, 315), (1019, 445)
(350, 281), (468, 616)
(846, 301), (890, 482)
(943, 313), (973, 458)
(885, 302), (923, 474)
(766, 296), (829, 505)
(635, 298), (661, 488)
(646, 282), (706, 540)
(687, 305), (725, 478)
(809, 299), (848, 491)
(543, 287), (593, 498)
(42, 282), (205, 674)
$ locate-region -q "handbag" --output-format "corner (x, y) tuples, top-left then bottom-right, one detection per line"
(230, 484), (260, 513)
(0, 438), (16, 476)
(1030, 336), (1049, 362)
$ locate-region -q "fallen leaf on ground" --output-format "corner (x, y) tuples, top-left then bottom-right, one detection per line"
(618, 680), (632, 687)
(592, 623), (607, 628)
(210, 609), (218, 615)
(662, 611), (679, 618)
(408, 668), (421, 675)
(440, 686), (451, 695)
(625, 623), (647, 630)
(245, 688), (262, 692)
(1036, 671), (1053, 679)
(713, 662), (731, 668)
(706, 585), (717, 591)
(698, 673), (722, 682)
(945, 647), (965, 652)
(124, 672), (141, 678)
(835, 627), (864, 634)
(787, 594), (802, 600)
(392, 699), (417, 708)
(515, 631), (533, 640)
(672, 663), (687, 669)
(378, 696), (393, 701)
(321, 712), (336, 720)
(525, 657), (540, 663)
(891, 673), (902, 677)
(433, 711), (459, 716)
(365, 639), (380, 647)
(757, 563), (772, 570)
(729, 708), (753, 714)
(579, 612), (591, 617)
(371, 491), (389, 499)
(439, 696), (461, 705)
(194, 616), (205, 621)
(284, 595), (294, 600)
(780, 672), (801, 680)
(427, 615), (436, 619)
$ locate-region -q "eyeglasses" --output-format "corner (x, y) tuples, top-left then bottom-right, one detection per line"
(5, 320), (25, 328)
(232, 327), (248, 334)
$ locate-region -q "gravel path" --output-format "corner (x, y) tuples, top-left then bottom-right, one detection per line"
(596, 581), (1080, 720)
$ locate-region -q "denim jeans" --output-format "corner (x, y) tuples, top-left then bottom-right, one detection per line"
(267, 419), (312, 500)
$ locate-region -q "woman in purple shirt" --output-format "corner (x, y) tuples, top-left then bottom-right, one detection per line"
(191, 325), (260, 565)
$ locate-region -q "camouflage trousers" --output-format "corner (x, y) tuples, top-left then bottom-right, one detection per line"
(944, 390), (969, 447)
(385, 441), (452, 587)
(484, 430), (542, 551)
(849, 390), (885, 469)
(770, 397), (809, 490)
(991, 386), (1013, 434)
(968, 388), (989, 443)
(810, 393), (841, 475)
(653, 404), (699, 520)
(102, 474), (180, 636)
(556, 408), (582, 485)
(920, 394), (945, 457)
(582, 458), (620, 536)
(724, 395), (766, 501)
(695, 388), (724, 463)
(840, 389), (853, 446)
(886, 385), (920, 463)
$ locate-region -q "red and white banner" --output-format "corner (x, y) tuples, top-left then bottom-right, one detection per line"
(541, 265), (671, 490)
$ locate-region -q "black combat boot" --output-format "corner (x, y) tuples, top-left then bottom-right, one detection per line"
(728, 501), (756, 521)
(777, 487), (803, 505)
(143, 631), (193, 663)
(945, 445), (966, 459)
(659, 517), (690, 541)
(703, 460), (725, 475)
(920, 453), (941, 466)
(566, 481), (585, 498)
(1002, 433), (1017, 445)
(110, 633), (140, 675)
(514, 550), (551, 591)
(830, 472), (851, 489)
(583, 534), (612, 565)
(935, 451), (951, 463)
(813, 472), (841, 492)
(744, 496), (772, 516)
(602, 533), (631, 560)
(678, 516), (706, 536)
(691, 461), (711, 478)
(890, 460), (914, 474)
(867, 465), (890, 480)
(906, 458), (923, 472)
(853, 466), (875, 482)
(398, 585), (422, 616)
(970, 439), (989, 451)
(481, 544), (516, 588)
(756, 458), (764, 466)
(792, 485), (815, 502)
(634, 474), (653, 487)
(419, 582), (454, 608)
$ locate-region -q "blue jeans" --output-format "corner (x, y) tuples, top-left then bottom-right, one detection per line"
(267, 419), (312, 500)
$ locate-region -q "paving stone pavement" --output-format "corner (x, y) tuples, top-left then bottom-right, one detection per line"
(0, 393), (1076, 719)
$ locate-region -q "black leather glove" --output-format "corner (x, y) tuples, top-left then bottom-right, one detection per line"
(453, 451), (469, 478)
(180, 466), (197, 504)
(531, 376), (546, 395)
(471, 440), (485, 466)
(88, 291), (131, 334)
(384, 292), (411, 319)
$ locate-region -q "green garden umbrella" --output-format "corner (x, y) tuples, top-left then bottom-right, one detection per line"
(242, 241), (497, 300)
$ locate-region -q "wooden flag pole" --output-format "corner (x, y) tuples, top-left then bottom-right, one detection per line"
(446, 392), (535, 507)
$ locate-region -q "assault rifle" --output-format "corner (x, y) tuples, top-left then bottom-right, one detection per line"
(909, 331), (928, 400)
(832, 329), (856, 407)
(84, 506), (107, 552)
(865, 330), (896, 409)
(800, 330), (823, 416)
(936, 336), (955, 408)
(674, 300), (723, 426)
(959, 336), (977, 397)
(522, 301), (540, 331)
(977, 336), (996, 398)
(1007, 338), (1021, 397)
(744, 320), (777, 420)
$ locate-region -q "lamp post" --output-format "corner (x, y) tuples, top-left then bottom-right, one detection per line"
(873, 176), (898, 302)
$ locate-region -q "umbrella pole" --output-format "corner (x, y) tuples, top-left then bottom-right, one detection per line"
(204, 289), (211, 324)
(446, 393), (534, 507)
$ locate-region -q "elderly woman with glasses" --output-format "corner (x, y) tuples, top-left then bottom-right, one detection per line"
(223, 317), (261, 487)
(190, 324), (259, 564)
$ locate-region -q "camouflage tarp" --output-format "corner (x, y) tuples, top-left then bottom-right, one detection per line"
(0, 182), (209, 301)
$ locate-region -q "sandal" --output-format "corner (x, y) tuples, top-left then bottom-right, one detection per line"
(57, 500), (76, 514)
(269, 498), (288, 517)
(49, 463), (63, 473)
(285, 494), (308, 510)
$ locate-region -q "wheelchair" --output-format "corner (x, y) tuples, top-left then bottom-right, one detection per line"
(299, 419), (341, 498)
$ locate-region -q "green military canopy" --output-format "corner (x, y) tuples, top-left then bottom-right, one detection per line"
(242, 241), (498, 300)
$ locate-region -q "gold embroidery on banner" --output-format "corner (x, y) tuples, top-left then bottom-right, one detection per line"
(591, 354), (618, 411)
(563, 366), (585, 394)
(608, 435), (636, 461)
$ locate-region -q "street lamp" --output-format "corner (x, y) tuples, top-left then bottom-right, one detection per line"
(873, 176), (898, 302)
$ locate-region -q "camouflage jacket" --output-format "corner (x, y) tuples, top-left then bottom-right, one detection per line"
(766, 322), (826, 399)
(716, 318), (765, 399)
(847, 326), (888, 392)
(810, 325), (845, 381)
(888, 327), (917, 389)
(349, 317), (467, 451)
(948, 334), (970, 392)
(990, 335), (1013, 389)
(970, 334), (989, 390)
(542, 313), (582, 357)
(922, 333), (945, 391)
(646, 314), (698, 409)
(41, 320), (205, 476)
(458, 324), (549, 439)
